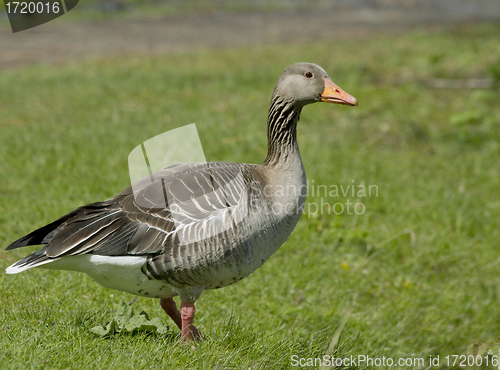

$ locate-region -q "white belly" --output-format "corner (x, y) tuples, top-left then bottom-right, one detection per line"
(41, 255), (177, 299)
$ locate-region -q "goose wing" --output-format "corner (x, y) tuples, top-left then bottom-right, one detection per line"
(6, 162), (256, 272)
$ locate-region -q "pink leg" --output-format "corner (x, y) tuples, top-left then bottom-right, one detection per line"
(180, 301), (202, 341)
(160, 298), (182, 330)
(160, 298), (202, 341)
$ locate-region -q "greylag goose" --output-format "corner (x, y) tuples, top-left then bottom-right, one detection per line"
(5, 63), (357, 341)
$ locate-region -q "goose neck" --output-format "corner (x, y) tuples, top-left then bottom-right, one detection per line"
(263, 97), (302, 166)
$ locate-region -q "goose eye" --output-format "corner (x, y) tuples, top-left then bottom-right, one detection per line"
(304, 72), (314, 78)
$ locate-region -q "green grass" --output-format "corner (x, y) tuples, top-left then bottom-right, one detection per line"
(1, 23), (500, 369)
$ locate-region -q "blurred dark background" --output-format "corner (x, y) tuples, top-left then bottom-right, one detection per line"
(1, 0), (499, 69)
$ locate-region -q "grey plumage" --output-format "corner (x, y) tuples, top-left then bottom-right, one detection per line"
(5, 63), (357, 339)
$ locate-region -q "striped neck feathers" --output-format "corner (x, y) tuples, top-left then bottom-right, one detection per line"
(264, 96), (302, 166)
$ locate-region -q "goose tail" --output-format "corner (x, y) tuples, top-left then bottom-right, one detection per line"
(5, 246), (53, 274)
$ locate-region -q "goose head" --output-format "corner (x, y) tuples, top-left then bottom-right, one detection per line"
(272, 62), (358, 107)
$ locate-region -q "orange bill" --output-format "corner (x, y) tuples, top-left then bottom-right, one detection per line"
(320, 78), (358, 106)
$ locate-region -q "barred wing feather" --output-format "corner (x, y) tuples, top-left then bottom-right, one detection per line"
(6, 162), (255, 273)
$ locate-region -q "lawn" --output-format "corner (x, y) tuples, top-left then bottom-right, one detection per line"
(1, 23), (500, 369)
